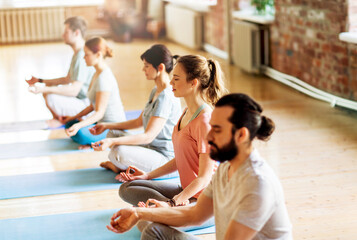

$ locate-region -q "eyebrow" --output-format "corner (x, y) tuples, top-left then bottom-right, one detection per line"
(210, 125), (221, 129)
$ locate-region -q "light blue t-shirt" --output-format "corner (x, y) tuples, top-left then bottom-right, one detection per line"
(68, 48), (95, 99)
(142, 87), (181, 159)
(87, 67), (126, 123)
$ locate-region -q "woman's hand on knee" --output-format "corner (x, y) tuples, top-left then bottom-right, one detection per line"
(91, 138), (113, 151)
(138, 199), (171, 208)
(66, 124), (80, 137)
(89, 123), (107, 135)
(115, 166), (149, 182)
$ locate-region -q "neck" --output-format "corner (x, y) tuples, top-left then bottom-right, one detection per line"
(94, 60), (107, 73)
(154, 72), (170, 92)
(229, 144), (253, 174)
(70, 38), (85, 53)
(184, 93), (206, 115)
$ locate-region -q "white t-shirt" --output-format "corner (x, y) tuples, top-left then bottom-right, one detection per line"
(87, 67), (125, 123)
(203, 149), (293, 240)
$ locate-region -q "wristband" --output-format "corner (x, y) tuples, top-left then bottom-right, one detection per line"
(166, 198), (176, 207)
(38, 78), (43, 83)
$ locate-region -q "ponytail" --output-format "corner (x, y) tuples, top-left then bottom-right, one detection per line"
(206, 58), (226, 106)
(85, 37), (113, 58)
(175, 55), (227, 106)
(256, 115), (275, 141)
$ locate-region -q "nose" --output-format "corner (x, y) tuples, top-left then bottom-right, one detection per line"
(170, 77), (174, 85)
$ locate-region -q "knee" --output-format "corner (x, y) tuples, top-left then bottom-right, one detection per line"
(72, 128), (91, 145)
(118, 182), (131, 201)
(141, 222), (163, 240)
(108, 146), (119, 162)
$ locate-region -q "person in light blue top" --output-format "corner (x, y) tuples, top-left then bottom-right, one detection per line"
(90, 44), (181, 175)
(62, 37), (126, 148)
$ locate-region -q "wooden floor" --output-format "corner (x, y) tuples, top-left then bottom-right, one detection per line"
(1, 39), (357, 239)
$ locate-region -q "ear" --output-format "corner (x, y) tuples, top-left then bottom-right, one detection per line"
(157, 63), (165, 73)
(74, 29), (81, 37)
(234, 127), (250, 145)
(191, 78), (199, 88)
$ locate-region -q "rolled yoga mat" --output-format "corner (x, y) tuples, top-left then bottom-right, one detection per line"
(0, 168), (179, 200)
(0, 209), (215, 240)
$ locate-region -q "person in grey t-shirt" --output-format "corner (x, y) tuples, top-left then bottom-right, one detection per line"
(90, 44), (181, 174)
(106, 93), (293, 240)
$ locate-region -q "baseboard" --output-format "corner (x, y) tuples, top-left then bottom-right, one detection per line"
(262, 66), (357, 111)
(203, 43), (229, 60)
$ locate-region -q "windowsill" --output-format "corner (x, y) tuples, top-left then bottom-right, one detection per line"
(0, 0), (104, 9)
(232, 10), (275, 25)
(339, 32), (357, 44)
(164, 0), (217, 12)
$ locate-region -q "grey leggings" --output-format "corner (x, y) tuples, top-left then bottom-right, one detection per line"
(119, 180), (183, 205)
(119, 180), (215, 237)
(141, 222), (202, 240)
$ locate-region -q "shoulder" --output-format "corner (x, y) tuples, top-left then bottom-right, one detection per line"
(157, 88), (180, 105)
(195, 110), (212, 125)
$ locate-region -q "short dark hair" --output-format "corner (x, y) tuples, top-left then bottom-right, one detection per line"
(64, 16), (87, 37)
(141, 44), (173, 73)
(215, 93), (275, 141)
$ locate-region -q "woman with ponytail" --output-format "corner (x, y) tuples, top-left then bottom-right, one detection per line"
(62, 37), (126, 147)
(89, 44), (182, 174)
(118, 54), (227, 223)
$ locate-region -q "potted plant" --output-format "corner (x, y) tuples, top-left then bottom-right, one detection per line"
(251, 0), (274, 15)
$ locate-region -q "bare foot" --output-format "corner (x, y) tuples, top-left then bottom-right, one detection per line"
(78, 145), (92, 150)
(100, 161), (121, 173)
(46, 119), (64, 128)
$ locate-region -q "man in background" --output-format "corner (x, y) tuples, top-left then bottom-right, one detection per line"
(26, 16), (95, 127)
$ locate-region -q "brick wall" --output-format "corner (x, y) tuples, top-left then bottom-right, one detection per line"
(204, 0), (227, 51)
(270, 0), (357, 100)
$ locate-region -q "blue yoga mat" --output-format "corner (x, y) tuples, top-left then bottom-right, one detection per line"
(0, 110), (141, 133)
(0, 209), (215, 240)
(0, 168), (179, 200)
(0, 138), (91, 160)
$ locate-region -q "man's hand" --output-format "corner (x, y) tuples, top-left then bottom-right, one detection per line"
(28, 85), (46, 94)
(107, 208), (140, 234)
(25, 76), (39, 85)
(91, 138), (114, 151)
(58, 116), (75, 124)
(115, 166), (149, 182)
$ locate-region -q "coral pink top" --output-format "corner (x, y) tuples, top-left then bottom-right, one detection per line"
(172, 109), (215, 198)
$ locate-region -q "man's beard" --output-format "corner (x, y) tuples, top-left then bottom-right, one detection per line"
(209, 137), (238, 163)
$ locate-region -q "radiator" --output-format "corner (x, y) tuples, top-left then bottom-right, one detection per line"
(232, 20), (261, 73)
(0, 7), (65, 44)
(165, 4), (203, 49)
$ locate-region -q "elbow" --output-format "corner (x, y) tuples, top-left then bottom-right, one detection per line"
(141, 133), (156, 145)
